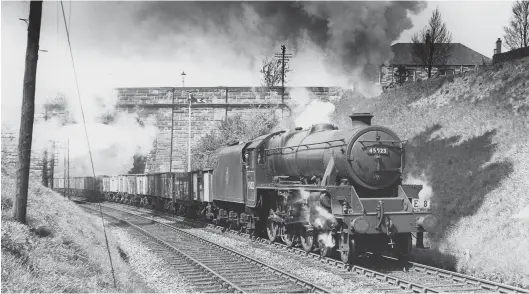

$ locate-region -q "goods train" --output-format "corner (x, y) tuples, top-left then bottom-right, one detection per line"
(54, 113), (437, 263)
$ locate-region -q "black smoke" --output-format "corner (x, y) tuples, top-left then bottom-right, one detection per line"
(132, 1), (426, 77)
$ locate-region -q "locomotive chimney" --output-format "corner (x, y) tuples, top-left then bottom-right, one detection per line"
(350, 113), (374, 126)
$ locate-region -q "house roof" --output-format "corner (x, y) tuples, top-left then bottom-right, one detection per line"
(389, 43), (492, 66)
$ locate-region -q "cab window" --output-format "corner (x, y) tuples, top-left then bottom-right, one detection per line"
(257, 148), (265, 165)
(246, 152), (253, 168)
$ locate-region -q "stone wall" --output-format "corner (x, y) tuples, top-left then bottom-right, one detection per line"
(116, 86), (345, 172)
(379, 65), (480, 87)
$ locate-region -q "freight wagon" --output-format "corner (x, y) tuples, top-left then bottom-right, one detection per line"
(55, 170), (213, 217)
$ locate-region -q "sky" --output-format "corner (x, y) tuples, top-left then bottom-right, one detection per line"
(0, 0), (516, 124)
(396, 1), (512, 57)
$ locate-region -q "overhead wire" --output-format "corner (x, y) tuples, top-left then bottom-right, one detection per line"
(68, 0), (71, 33)
(59, 1), (117, 288)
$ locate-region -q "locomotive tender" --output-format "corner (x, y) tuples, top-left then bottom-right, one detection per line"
(55, 113), (437, 263)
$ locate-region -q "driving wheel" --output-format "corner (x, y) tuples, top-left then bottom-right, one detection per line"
(267, 210), (279, 242)
(300, 225), (314, 253)
(318, 235), (336, 257)
(282, 224), (297, 247)
(340, 236), (357, 264)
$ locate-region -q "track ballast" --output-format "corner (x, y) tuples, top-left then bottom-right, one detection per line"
(87, 201), (529, 294)
(80, 202), (331, 293)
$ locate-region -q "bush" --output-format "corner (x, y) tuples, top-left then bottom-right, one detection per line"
(190, 109), (279, 170)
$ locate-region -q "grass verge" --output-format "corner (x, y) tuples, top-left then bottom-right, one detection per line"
(1, 172), (153, 293)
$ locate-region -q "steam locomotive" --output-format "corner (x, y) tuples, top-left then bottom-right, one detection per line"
(55, 113), (437, 263)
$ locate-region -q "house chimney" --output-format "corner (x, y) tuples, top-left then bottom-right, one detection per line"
(350, 113), (374, 127)
(496, 38), (502, 54)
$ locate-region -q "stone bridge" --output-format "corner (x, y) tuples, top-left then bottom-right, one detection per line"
(1, 86), (346, 177)
(116, 86), (345, 172)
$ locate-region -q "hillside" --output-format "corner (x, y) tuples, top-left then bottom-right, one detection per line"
(336, 57), (529, 287)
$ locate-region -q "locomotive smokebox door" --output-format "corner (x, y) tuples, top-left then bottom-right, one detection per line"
(347, 127), (404, 190)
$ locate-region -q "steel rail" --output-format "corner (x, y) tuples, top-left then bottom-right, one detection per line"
(85, 203), (331, 293)
(93, 201), (529, 293)
(95, 202), (435, 292)
(379, 254), (529, 294)
(82, 204), (244, 293)
(223, 227), (438, 293)
(225, 227), (529, 293)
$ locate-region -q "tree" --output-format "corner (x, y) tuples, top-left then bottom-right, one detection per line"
(128, 154), (146, 174)
(190, 110), (279, 170)
(411, 7), (454, 79)
(503, 0), (529, 50)
(260, 56), (291, 87)
(394, 66), (409, 85)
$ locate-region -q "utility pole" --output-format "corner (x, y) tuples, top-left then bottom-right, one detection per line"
(181, 72), (191, 173)
(169, 87), (175, 173)
(41, 105), (48, 187)
(274, 45), (291, 119)
(13, 1), (43, 224)
(49, 141), (55, 189)
(63, 144), (66, 197)
(67, 139), (70, 200)
(281, 44), (285, 99)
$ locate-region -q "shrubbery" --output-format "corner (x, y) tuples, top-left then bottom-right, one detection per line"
(190, 109), (279, 170)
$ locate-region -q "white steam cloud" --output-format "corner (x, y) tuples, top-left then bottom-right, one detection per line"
(298, 189), (338, 248)
(45, 113), (158, 177)
(276, 88), (338, 130)
(405, 173), (434, 201)
(294, 100), (336, 129)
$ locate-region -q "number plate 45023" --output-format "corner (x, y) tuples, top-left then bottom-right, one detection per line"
(367, 147), (389, 155)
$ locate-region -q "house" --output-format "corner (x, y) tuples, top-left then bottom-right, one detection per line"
(379, 42), (492, 86)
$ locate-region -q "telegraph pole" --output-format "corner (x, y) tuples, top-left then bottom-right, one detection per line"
(281, 45), (286, 96)
(13, 1), (43, 224)
(41, 105), (48, 187)
(169, 87), (175, 173)
(274, 45), (291, 119)
(181, 72), (191, 173)
(49, 141), (55, 189)
(67, 139), (70, 199)
(63, 145), (66, 197)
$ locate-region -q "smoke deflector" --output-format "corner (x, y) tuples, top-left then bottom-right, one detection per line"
(349, 113), (374, 126)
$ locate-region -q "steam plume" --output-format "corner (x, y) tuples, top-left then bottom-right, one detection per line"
(297, 189), (338, 248)
(405, 173), (434, 201)
(133, 1), (426, 82)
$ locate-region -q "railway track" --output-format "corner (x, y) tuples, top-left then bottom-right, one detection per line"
(80, 202), (331, 293)
(93, 201), (529, 294)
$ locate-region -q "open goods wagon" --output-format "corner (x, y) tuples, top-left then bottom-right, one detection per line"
(57, 170), (213, 215)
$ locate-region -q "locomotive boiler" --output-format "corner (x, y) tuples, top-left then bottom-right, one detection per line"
(265, 113), (403, 191)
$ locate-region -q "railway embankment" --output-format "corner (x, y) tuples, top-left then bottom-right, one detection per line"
(336, 57), (529, 288)
(0, 173), (153, 293)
